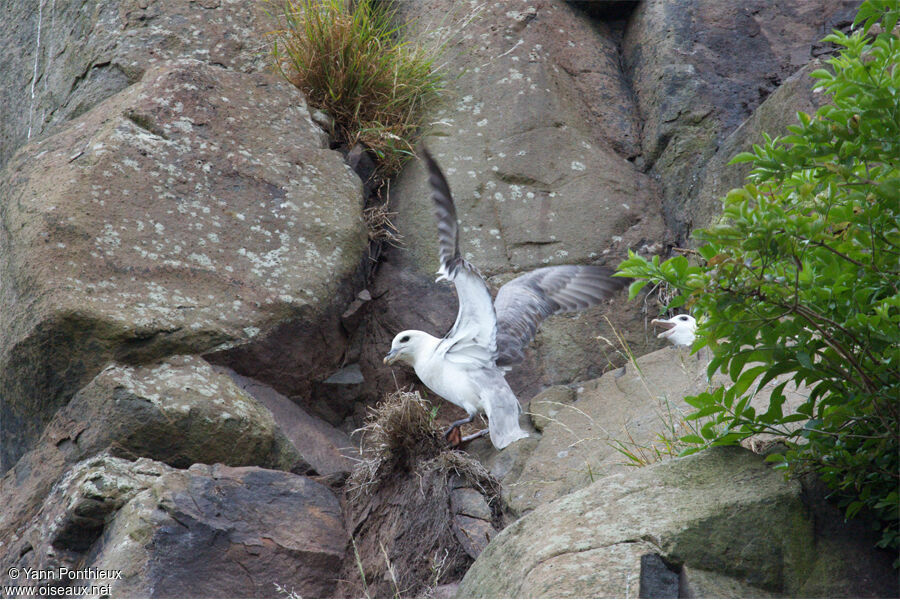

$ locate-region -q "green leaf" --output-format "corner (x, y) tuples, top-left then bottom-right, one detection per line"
(729, 152), (759, 165)
(809, 68), (834, 80)
(680, 434), (705, 445)
(627, 279), (649, 300)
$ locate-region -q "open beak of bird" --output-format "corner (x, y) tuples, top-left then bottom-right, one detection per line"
(383, 349), (399, 365)
(650, 318), (676, 335)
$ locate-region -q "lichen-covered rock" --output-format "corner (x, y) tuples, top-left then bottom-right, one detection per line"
(0, 59), (367, 469)
(388, 1), (662, 275)
(458, 447), (898, 598)
(1, 0), (277, 167)
(0, 455), (167, 589)
(622, 0), (858, 240)
(0, 456), (347, 599)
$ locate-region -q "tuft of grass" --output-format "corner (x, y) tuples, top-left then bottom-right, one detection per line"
(346, 388), (445, 498)
(271, 0), (445, 176)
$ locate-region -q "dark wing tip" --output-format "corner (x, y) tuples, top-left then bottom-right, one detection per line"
(421, 147), (461, 279)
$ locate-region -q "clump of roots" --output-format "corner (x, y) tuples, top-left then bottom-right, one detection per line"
(341, 389), (501, 597)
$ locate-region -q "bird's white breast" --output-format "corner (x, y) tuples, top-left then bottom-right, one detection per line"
(414, 354), (485, 416)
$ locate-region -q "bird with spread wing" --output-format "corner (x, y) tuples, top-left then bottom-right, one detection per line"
(384, 149), (629, 449)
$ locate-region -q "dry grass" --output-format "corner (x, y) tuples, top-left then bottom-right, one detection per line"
(346, 388), (445, 499)
(271, 0), (445, 176)
(363, 195), (402, 247)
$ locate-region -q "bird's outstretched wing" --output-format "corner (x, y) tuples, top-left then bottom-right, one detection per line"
(422, 148), (497, 366)
(494, 265), (628, 367)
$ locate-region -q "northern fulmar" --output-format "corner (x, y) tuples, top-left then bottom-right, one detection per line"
(384, 149), (629, 449)
(651, 314), (697, 347)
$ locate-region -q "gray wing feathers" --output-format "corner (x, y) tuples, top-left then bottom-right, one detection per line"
(473, 370), (529, 449)
(422, 147), (462, 281)
(422, 147), (497, 365)
(494, 265), (628, 367)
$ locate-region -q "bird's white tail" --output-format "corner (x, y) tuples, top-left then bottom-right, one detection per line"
(479, 376), (529, 449)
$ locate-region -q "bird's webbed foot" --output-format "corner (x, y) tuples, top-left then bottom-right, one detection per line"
(444, 415), (475, 447)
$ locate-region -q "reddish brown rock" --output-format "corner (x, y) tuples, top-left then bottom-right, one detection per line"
(96, 463), (347, 598)
(217, 366), (359, 477)
(622, 0), (858, 239)
(0, 456), (347, 599)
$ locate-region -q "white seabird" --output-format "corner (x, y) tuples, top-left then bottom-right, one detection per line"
(383, 149), (629, 449)
(651, 314), (697, 346)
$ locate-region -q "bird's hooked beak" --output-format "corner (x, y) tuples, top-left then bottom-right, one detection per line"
(383, 348), (400, 365)
(650, 317), (676, 332)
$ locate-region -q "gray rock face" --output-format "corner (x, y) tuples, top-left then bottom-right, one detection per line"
(692, 59), (832, 231)
(0, 355), (306, 568)
(0, 456), (347, 599)
(501, 347), (707, 515)
(490, 345), (810, 516)
(458, 447), (898, 598)
(623, 0), (858, 239)
(0, 59), (367, 469)
(217, 366), (359, 477)
(0, 0), (276, 168)
(391, 0), (662, 277)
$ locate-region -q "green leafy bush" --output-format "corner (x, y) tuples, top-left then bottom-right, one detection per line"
(617, 0), (899, 554)
(271, 0), (444, 176)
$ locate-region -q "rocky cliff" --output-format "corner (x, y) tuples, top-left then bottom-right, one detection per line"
(1, 0), (894, 598)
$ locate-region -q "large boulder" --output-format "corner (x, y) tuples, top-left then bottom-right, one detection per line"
(458, 447), (898, 598)
(471, 345), (810, 517)
(0, 0), (277, 168)
(1, 456), (348, 599)
(95, 463), (347, 598)
(622, 0), (859, 239)
(0, 355), (307, 564)
(0, 59), (367, 469)
(498, 346), (707, 516)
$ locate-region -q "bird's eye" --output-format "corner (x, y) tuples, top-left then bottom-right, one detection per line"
(399, 335), (410, 343)
(679, 316), (689, 321)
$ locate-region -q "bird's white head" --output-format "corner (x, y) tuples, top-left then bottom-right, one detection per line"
(651, 314), (697, 346)
(383, 330), (432, 367)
